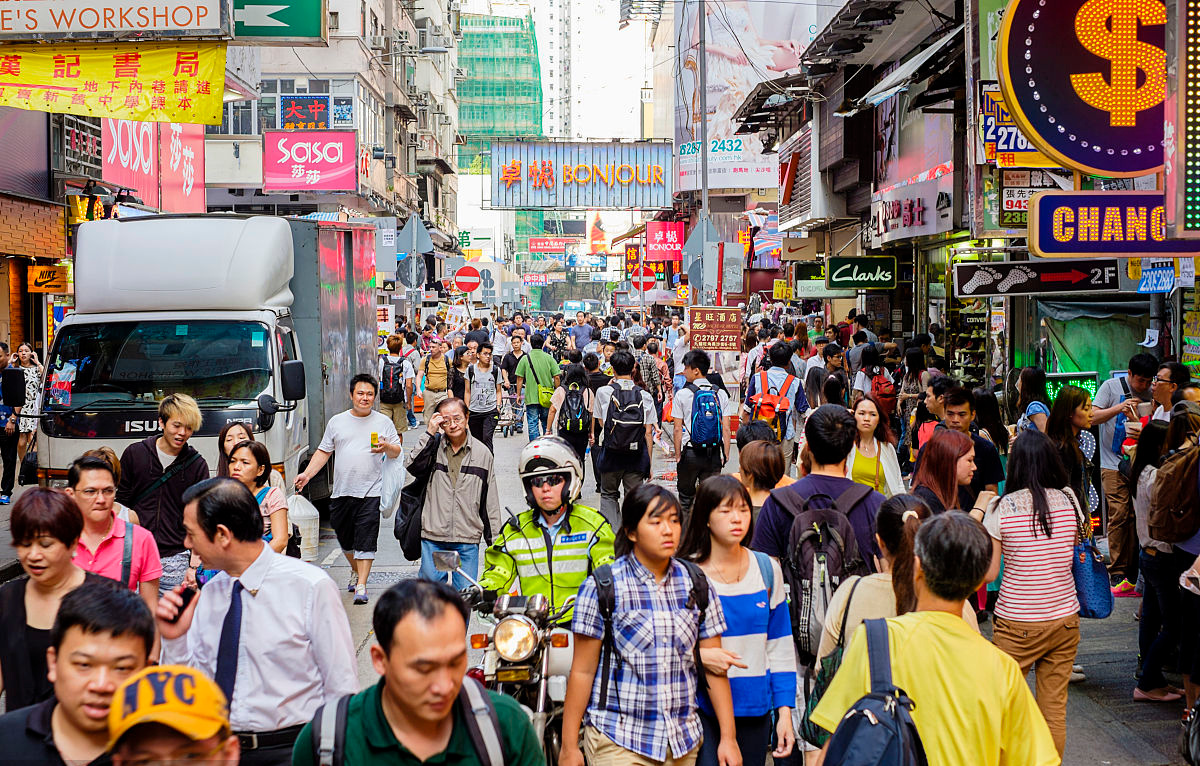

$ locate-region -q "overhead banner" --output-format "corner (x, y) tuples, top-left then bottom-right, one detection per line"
(489, 140), (672, 209)
(0, 42), (225, 124)
(1028, 191), (1200, 257)
(997, 0), (1165, 177)
(0, 1), (228, 40)
(673, 1), (837, 191)
(262, 130), (358, 192)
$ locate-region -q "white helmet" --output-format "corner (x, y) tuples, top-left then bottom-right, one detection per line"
(518, 436), (584, 509)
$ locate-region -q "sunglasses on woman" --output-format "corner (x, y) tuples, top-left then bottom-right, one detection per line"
(529, 475), (565, 488)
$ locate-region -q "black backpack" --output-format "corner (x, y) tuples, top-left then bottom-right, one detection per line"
(770, 484), (871, 665)
(379, 357), (406, 404)
(311, 677), (506, 766)
(602, 383), (646, 452)
(558, 383), (592, 435)
(821, 619), (929, 766)
(592, 560), (709, 708)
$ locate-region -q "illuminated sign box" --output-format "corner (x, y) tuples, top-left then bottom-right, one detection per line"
(490, 140), (673, 210)
(1028, 191), (1200, 258)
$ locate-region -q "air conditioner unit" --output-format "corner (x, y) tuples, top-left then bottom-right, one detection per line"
(405, 84), (418, 97)
(454, 67), (467, 80)
(437, 115), (451, 126)
(400, 43), (417, 54)
(397, 30), (410, 43)
(408, 132), (419, 146)
(369, 36), (389, 51)
(432, 106), (446, 115)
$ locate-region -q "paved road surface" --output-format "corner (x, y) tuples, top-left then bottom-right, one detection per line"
(0, 427), (1187, 763)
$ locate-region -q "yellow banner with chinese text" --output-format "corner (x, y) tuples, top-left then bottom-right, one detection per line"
(0, 43), (225, 125)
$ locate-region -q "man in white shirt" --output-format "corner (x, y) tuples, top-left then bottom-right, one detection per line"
(296, 374), (403, 604)
(807, 336), (830, 376)
(672, 349), (733, 512)
(593, 350), (657, 522)
(157, 478), (358, 766)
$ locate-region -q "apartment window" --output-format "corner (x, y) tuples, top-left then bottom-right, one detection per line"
(279, 79), (295, 94)
(308, 79), (330, 93)
(329, 11), (339, 30)
(260, 80), (277, 94)
(360, 2), (366, 37)
(370, 11), (379, 37)
(259, 97), (277, 131)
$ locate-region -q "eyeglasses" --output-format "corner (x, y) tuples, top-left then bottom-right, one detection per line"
(78, 487), (116, 498)
(1154, 376), (1173, 385)
(441, 415), (466, 425)
(529, 475), (565, 488)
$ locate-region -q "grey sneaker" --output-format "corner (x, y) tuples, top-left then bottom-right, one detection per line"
(347, 572), (358, 592)
(1070, 665), (1086, 683)
(353, 585), (369, 605)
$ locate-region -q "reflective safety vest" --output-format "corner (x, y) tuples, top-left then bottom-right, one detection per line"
(479, 504), (616, 616)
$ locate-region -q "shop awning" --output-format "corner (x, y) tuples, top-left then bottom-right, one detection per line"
(855, 25), (962, 111)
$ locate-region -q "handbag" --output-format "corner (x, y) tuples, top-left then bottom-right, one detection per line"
(18, 448), (37, 486)
(394, 435), (441, 560)
(1066, 487), (1114, 619)
(799, 577), (864, 747)
(530, 354), (555, 408)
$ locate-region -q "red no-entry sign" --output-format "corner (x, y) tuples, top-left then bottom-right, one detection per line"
(453, 265), (481, 293)
(631, 266), (656, 291)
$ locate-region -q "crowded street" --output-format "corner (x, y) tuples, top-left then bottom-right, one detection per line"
(0, 0), (1198, 765)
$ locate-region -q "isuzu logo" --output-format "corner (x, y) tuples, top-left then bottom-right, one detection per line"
(125, 420), (162, 433)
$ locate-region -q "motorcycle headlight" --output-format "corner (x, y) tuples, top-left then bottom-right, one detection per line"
(493, 616), (537, 662)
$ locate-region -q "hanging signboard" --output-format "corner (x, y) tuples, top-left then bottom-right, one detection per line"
(979, 84), (1056, 168)
(954, 259), (1121, 297)
(686, 307), (742, 352)
(998, 168), (1058, 228)
(623, 245), (665, 279)
(28, 264), (69, 293)
(262, 130), (357, 192)
(645, 221), (684, 262)
(1028, 191), (1200, 257)
(278, 95), (330, 130)
(0, 42), (226, 124)
(826, 255), (897, 290)
(997, 0), (1165, 178)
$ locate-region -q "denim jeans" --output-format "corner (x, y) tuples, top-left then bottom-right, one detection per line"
(419, 539), (480, 591)
(526, 403), (549, 440)
(407, 406), (418, 427)
(1137, 547), (1187, 690)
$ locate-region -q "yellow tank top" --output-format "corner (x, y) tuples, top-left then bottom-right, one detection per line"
(851, 446), (883, 492)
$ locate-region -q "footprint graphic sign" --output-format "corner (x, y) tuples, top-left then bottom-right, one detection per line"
(954, 259), (1120, 298)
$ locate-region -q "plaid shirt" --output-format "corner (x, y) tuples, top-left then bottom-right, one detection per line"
(635, 350), (662, 398)
(572, 555), (726, 760)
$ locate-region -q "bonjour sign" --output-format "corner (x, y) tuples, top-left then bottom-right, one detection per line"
(825, 255), (897, 290)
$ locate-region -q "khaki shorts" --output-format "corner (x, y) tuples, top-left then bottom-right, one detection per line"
(583, 726), (699, 766)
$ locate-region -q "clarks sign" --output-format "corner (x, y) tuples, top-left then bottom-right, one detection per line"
(826, 256), (897, 291)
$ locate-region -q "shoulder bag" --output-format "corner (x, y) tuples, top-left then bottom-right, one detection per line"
(1066, 487), (1113, 619)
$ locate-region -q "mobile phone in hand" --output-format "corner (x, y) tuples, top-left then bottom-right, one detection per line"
(167, 587), (197, 624)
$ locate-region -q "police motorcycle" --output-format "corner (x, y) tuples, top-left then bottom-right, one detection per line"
(434, 550), (574, 765)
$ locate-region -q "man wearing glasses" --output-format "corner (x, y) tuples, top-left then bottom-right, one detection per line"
(407, 397), (502, 589)
(1150, 361), (1191, 422)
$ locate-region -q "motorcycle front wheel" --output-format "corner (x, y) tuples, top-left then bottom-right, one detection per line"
(543, 718), (562, 766)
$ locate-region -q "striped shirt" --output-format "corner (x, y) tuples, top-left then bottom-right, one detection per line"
(699, 552), (796, 717)
(983, 488), (1080, 621)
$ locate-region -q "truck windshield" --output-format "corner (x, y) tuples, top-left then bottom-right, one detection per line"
(43, 320), (272, 410)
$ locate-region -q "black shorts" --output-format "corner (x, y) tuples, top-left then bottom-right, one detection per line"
(329, 496), (381, 557)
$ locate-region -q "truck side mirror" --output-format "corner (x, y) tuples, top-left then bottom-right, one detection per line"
(281, 359), (306, 402)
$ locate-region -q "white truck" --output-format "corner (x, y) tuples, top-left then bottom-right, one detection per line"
(36, 214), (379, 501)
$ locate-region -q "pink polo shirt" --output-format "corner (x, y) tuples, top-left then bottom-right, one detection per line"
(75, 517), (163, 591)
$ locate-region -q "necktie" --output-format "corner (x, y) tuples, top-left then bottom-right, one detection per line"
(215, 580), (244, 703)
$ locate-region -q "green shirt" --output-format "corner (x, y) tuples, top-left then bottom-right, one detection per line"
(514, 350), (560, 406)
(292, 679), (544, 766)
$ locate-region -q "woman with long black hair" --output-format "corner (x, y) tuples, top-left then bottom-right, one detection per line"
(1015, 366), (1051, 433)
(979, 429), (1079, 756)
(547, 363), (595, 470)
(1045, 385), (1097, 519)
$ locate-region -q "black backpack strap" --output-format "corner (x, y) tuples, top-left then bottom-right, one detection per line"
(313, 693), (352, 766)
(678, 560), (711, 693)
(864, 618), (894, 695)
(131, 450), (201, 508)
(593, 564), (616, 708)
(120, 520), (134, 590)
(833, 483), (874, 515)
(458, 677), (505, 766)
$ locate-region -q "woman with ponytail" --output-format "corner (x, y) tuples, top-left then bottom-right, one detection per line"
(816, 493), (979, 663)
(979, 429), (1079, 756)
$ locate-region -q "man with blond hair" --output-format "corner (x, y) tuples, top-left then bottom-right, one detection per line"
(117, 393), (210, 592)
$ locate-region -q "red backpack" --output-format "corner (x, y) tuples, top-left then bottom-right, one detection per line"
(868, 366), (897, 416)
(747, 371), (796, 440)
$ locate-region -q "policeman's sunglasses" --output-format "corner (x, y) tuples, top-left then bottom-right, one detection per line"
(530, 475), (566, 488)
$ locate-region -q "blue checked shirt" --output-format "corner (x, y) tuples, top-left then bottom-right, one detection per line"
(572, 554), (727, 760)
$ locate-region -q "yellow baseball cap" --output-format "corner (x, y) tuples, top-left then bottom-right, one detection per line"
(107, 665), (230, 750)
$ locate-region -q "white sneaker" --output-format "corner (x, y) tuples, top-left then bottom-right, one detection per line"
(347, 573), (358, 592)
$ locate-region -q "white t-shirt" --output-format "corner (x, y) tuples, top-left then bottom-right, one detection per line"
(806, 354), (825, 375)
(467, 363), (500, 413)
(157, 444), (177, 470)
(592, 379), (656, 446)
(672, 379), (734, 447)
(853, 370), (872, 394)
(672, 337), (689, 371)
(318, 410), (400, 498)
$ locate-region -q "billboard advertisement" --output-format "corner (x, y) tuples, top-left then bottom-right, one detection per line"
(263, 130), (357, 192)
(103, 118), (160, 208)
(160, 122), (204, 212)
(489, 140), (672, 209)
(673, 1), (838, 191)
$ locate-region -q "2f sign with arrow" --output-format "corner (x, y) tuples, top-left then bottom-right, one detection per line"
(233, 0), (325, 44)
(953, 259), (1120, 298)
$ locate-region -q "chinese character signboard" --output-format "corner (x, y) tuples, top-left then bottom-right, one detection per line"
(0, 1), (228, 40)
(870, 175), (955, 246)
(278, 95), (329, 130)
(0, 42), (225, 124)
(528, 237), (578, 254)
(103, 118), (205, 213)
(1028, 191), (1200, 257)
(490, 140), (672, 209)
(998, 168), (1057, 228)
(997, 0), (1165, 178)
(686, 307), (742, 352)
(623, 245), (665, 279)
(160, 122), (204, 212)
(262, 130), (357, 193)
(645, 221), (684, 262)
(522, 274), (547, 286)
(979, 85), (1055, 168)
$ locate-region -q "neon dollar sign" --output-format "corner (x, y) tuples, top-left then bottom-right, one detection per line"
(1069, 0), (1166, 127)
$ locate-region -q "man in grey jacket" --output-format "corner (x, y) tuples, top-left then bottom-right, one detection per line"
(406, 397), (502, 588)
